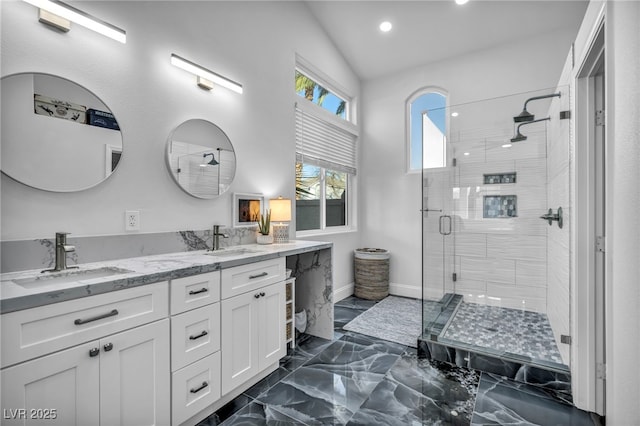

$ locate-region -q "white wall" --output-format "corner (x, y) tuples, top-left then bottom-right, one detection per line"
(361, 29), (577, 298)
(0, 1), (360, 292)
(605, 0), (640, 422)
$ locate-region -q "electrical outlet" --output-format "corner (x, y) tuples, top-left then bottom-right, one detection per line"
(125, 210), (140, 231)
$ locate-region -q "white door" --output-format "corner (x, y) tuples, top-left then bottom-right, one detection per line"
(221, 291), (259, 395)
(100, 319), (170, 426)
(1, 341), (100, 426)
(258, 281), (286, 370)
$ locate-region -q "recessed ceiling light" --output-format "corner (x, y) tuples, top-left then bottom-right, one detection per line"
(379, 21), (392, 32)
(455, 0), (469, 5)
(463, 152), (470, 156)
(502, 143), (513, 148)
(451, 112), (459, 117)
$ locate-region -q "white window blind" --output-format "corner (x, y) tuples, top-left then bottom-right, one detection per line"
(295, 105), (357, 175)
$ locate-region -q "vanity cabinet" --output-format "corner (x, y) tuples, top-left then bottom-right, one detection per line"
(221, 277), (286, 395)
(0, 282), (170, 426)
(169, 271), (222, 426)
(1, 319), (170, 426)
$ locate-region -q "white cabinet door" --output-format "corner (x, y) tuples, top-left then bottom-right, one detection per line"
(100, 319), (170, 426)
(1, 341), (100, 426)
(221, 281), (286, 395)
(259, 281), (286, 370)
(220, 291), (259, 395)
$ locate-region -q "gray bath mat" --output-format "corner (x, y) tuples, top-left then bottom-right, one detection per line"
(343, 296), (421, 347)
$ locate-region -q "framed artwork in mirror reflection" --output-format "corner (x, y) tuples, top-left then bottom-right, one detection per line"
(233, 193), (263, 227)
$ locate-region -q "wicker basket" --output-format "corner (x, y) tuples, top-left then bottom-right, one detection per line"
(354, 248), (390, 301)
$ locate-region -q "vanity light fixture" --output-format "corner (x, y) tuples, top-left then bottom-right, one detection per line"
(455, 0), (469, 5)
(22, 0), (126, 43)
(171, 54), (243, 94)
(269, 196), (292, 244)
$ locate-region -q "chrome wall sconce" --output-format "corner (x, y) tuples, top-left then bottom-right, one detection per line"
(22, 0), (126, 43)
(170, 54), (243, 94)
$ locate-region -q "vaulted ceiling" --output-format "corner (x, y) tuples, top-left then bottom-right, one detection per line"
(306, 0), (590, 80)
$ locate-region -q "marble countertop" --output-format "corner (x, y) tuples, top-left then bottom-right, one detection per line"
(0, 240), (332, 314)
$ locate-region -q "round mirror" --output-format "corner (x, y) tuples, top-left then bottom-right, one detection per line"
(166, 119), (236, 199)
(1, 73), (123, 192)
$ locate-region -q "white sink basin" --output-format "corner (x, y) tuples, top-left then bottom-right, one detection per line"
(205, 247), (265, 257)
(8, 267), (134, 289)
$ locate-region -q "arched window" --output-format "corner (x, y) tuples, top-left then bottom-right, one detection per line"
(407, 89), (448, 171)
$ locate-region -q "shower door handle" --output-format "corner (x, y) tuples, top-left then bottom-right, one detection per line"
(439, 215), (452, 235)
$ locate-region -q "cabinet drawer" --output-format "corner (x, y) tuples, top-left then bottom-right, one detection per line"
(221, 258), (285, 299)
(170, 271), (220, 315)
(171, 303), (220, 371)
(1, 282), (168, 368)
(172, 352), (221, 426)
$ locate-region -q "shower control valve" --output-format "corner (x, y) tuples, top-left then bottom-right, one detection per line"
(540, 207), (563, 229)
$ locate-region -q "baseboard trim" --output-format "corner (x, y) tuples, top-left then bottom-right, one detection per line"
(389, 283), (421, 299)
(334, 283), (354, 302)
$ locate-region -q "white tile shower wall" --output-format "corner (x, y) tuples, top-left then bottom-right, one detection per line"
(448, 121), (549, 312)
(545, 75), (572, 365)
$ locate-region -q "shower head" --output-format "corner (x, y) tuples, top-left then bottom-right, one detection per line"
(202, 152), (218, 166)
(513, 109), (535, 123)
(510, 117), (551, 143)
(510, 131), (527, 143)
(513, 92), (561, 123)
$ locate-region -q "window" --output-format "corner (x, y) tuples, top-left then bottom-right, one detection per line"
(294, 62), (356, 234)
(295, 70), (347, 120)
(296, 164), (348, 231)
(408, 90), (448, 171)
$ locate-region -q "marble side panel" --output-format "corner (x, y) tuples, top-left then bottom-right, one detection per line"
(286, 249), (333, 340)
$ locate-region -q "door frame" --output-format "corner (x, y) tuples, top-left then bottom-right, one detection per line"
(572, 9), (606, 415)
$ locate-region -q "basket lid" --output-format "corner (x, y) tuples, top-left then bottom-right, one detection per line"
(354, 248), (390, 259)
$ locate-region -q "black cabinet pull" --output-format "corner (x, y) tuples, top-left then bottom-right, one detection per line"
(75, 309), (119, 325)
(103, 343), (114, 352)
(260, 292), (265, 297)
(89, 348), (100, 357)
(254, 293), (260, 299)
(248, 272), (268, 279)
(190, 381), (208, 394)
(189, 330), (209, 341)
(188, 287), (208, 295)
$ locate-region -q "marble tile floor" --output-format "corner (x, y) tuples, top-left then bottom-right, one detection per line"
(197, 296), (602, 426)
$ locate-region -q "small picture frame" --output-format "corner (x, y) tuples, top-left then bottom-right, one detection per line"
(233, 193), (264, 227)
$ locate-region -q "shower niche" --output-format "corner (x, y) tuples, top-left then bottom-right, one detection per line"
(483, 195), (517, 218)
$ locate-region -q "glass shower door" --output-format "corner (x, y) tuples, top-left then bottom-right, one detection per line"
(421, 87), (572, 370)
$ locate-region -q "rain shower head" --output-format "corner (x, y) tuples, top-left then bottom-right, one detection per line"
(510, 130), (527, 142)
(202, 152), (219, 166)
(513, 109), (535, 123)
(513, 92), (561, 123)
(510, 117), (551, 143)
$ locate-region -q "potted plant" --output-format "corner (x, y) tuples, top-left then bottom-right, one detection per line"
(257, 209), (273, 244)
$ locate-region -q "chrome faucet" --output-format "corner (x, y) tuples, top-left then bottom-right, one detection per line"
(42, 232), (78, 273)
(211, 225), (229, 251)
